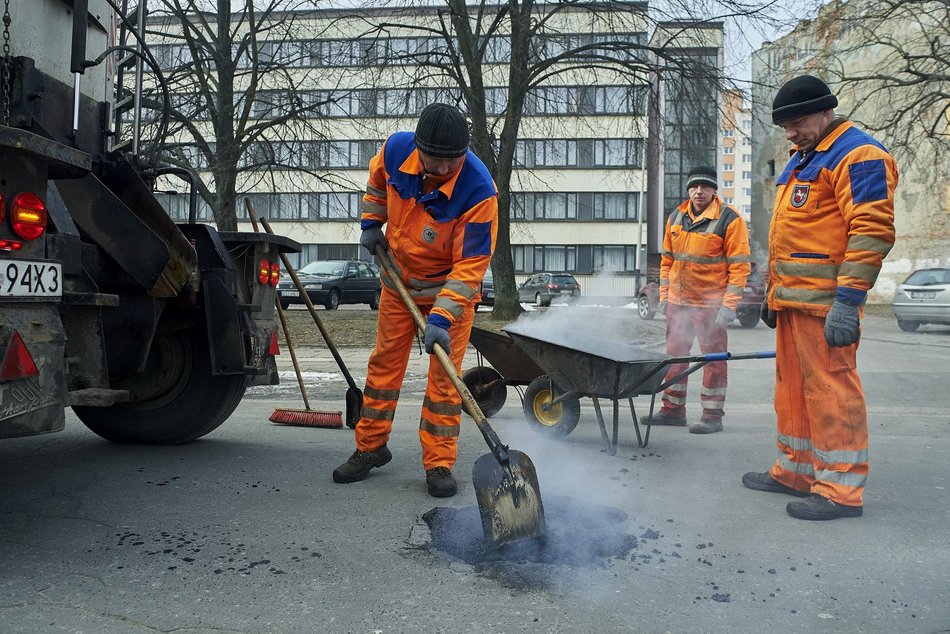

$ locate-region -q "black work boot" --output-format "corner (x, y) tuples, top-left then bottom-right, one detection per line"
(787, 494), (863, 520)
(332, 445), (392, 483)
(426, 467), (457, 498)
(639, 411), (687, 427)
(741, 471), (808, 497)
(689, 419), (723, 434)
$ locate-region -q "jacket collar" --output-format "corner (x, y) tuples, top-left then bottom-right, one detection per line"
(679, 195), (723, 221)
(398, 149), (466, 200)
(789, 117), (852, 157)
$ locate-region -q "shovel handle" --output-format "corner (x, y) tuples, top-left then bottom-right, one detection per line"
(374, 246), (509, 464)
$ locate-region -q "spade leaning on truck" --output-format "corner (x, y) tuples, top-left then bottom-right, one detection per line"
(0, 0), (298, 443)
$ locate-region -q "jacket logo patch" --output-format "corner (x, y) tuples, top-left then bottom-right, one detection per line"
(421, 226), (437, 243)
(790, 184), (810, 208)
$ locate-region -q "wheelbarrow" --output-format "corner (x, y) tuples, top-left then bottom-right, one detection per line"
(461, 326), (548, 418)
(502, 322), (775, 453)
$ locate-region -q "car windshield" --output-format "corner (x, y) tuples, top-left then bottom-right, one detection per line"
(299, 261), (345, 277)
(552, 275), (576, 285)
(905, 269), (949, 286)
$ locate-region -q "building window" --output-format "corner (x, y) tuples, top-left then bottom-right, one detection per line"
(592, 192), (639, 220)
(593, 245), (637, 272)
(723, 180), (734, 188)
(742, 154), (752, 162)
(742, 170), (752, 179)
(593, 139), (644, 167)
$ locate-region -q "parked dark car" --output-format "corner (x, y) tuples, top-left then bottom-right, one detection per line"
(892, 267), (950, 331)
(278, 260), (381, 310)
(476, 268), (495, 309)
(517, 272), (581, 306)
(635, 264), (766, 328)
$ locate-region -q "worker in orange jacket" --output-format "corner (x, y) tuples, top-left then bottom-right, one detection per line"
(641, 166), (752, 434)
(742, 75), (897, 520)
(332, 103), (498, 498)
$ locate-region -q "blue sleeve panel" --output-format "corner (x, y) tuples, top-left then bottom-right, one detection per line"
(462, 221), (493, 258)
(428, 313), (451, 329)
(777, 127), (889, 185)
(836, 286), (868, 306)
(848, 159), (888, 203)
(360, 219), (384, 230)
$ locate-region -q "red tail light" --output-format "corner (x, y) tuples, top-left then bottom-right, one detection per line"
(269, 261), (280, 286)
(11, 192), (47, 240)
(258, 259), (270, 284)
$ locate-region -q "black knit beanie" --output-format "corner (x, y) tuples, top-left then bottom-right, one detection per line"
(414, 103), (470, 158)
(686, 165), (718, 190)
(771, 75), (838, 124)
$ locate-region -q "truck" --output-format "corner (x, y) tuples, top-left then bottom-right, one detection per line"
(0, 0), (298, 443)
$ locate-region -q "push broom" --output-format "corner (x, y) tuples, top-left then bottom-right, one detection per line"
(245, 198), (343, 428)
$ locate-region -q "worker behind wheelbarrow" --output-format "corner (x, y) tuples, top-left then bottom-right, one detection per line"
(640, 166), (752, 434)
(332, 103), (498, 498)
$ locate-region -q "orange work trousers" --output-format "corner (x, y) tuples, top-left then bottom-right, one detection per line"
(658, 304), (728, 422)
(355, 283), (475, 471)
(768, 310), (868, 507)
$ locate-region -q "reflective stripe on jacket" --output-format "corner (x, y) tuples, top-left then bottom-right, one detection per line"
(361, 132), (498, 326)
(659, 196), (752, 310)
(768, 120), (897, 315)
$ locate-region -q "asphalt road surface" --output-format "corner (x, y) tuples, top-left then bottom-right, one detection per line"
(2, 309), (948, 633)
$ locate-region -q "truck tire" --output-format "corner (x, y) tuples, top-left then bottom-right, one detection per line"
(73, 326), (245, 444)
(522, 375), (580, 439)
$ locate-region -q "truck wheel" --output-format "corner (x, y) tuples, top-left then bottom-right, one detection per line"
(73, 326), (245, 444)
(522, 375), (580, 439)
(461, 366), (507, 418)
(325, 289), (340, 310)
(369, 289), (380, 310)
(738, 310), (760, 328)
(637, 294), (655, 320)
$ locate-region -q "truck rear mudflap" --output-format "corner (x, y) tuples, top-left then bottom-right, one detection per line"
(0, 305), (67, 438)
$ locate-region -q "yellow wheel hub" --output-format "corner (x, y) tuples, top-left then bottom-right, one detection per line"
(531, 389), (563, 426)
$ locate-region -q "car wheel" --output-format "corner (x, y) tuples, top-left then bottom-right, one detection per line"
(738, 310), (760, 328)
(535, 292), (542, 306)
(522, 376), (580, 439)
(637, 294), (655, 320)
(279, 298), (290, 310)
(324, 289), (340, 310)
(369, 289), (380, 311)
(897, 318), (920, 332)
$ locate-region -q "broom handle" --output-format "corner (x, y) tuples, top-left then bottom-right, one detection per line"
(374, 246), (509, 463)
(243, 198), (312, 410)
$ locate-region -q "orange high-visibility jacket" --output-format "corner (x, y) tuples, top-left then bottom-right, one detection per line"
(361, 132), (498, 328)
(659, 197), (752, 310)
(768, 120), (897, 315)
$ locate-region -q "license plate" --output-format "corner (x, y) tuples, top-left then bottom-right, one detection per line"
(1, 259), (62, 298)
(282, 290), (299, 297)
(911, 291), (936, 299)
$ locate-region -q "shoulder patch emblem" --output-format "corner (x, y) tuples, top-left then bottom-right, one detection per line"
(790, 184), (810, 208)
(421, 226), (437, 243)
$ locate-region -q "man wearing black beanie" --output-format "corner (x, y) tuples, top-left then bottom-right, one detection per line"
(742, 75), (898, 521)
(334, 103), (498, 498)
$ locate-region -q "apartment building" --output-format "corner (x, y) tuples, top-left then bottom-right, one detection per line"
(720, 90), (752, 224)
(148, 4), (723, 299)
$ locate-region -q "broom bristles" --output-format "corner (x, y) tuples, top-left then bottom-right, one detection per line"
(269, 408), (343, 429)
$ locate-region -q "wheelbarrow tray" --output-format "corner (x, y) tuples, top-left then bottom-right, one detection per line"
(503, 323), (669, 399)
(469, 326), (546, 385)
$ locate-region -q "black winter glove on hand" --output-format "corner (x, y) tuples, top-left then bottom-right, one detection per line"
(360, 226), (388, 253)
(824, 300), (860, 347)
(424, 322), (451, 354)
(760, 303), (777, 329)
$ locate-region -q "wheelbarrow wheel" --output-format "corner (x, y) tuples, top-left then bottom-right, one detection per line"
(461, 366), (507, 418)
(522, 375), (580, 439)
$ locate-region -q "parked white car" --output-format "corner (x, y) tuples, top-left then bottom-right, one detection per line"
(892, 267), (950, 331)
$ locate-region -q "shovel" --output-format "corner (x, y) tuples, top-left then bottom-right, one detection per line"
(257, 216), (364, 429)
(374, 246), (544, 547)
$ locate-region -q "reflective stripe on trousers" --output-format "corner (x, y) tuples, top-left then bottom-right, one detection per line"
(768, 310), (868, 507)
(659, 304), (728, 421)
(354, 283), (475, 471)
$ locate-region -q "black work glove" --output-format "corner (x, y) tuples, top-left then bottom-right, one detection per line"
(360, 226), (388, 253)
(760, 303), (777, 329)
(824, 300), (860, 347)
(424, 322), (450, 354)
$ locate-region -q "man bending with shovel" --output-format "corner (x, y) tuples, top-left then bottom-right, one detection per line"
(332, 103), (498, 498)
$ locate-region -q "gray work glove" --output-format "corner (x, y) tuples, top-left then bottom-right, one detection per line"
(657, 301), (668, 316)
(761, 303), (777, 329)
(715, 306), (736, 326)
(825, 300), (860, 347)
(360, 226), (388, 253)
(424, 322), (451, 354)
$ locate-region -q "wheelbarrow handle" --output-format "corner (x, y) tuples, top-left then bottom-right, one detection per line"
(374, 246), (512, 469)
(666, 350), (776, 364)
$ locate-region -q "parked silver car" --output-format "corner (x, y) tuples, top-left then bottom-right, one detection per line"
(892, 267), (950, 331)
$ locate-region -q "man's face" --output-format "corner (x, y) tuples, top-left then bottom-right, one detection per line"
(688, 183), (716, 211)
(419, 151), (465, 176)
(778, 110), (834, 152)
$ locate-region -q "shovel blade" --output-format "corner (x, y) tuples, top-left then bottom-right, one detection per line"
(472, 450), (545, 547)
(345, 387), (362, 429)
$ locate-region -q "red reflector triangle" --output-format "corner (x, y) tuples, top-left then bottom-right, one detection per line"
(0, 331), (40, 380)
(268, 330), (280, 356)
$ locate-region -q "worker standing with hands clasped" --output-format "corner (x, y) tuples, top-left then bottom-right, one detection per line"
(332, 103), (498, 498)
(742, 75), (897, 520)
(641, 166), (752, 434)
